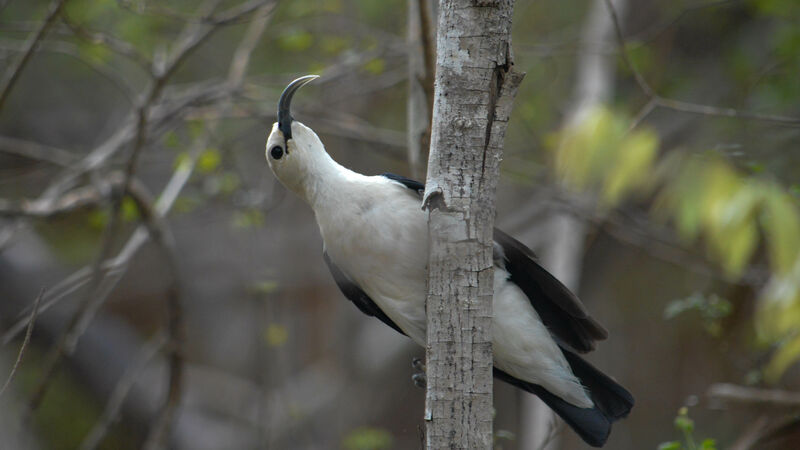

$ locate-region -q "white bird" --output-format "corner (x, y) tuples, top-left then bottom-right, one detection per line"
(264, 75), (633, 447)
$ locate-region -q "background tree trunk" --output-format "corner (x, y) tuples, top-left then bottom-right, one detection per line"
(407, 0), (435, 180)
(422, 0), (522, 448)
(519, 0), (628, 448)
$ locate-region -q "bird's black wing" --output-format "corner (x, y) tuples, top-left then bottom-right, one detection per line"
(380, 172), (606, 353)
(493, 228), (607, 352)
(380, 173), (425, 195)
(322, 251), (406, 336)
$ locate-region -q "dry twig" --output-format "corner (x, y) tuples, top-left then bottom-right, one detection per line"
(0, 289), (44, 399)
(601, 0), (800, 128)
(0, 0), (70, 111)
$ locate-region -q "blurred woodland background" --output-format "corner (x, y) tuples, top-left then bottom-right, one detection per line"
(1, 0), (800, 449)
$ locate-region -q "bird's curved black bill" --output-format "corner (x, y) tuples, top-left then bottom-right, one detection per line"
(277, 75), (319, 141)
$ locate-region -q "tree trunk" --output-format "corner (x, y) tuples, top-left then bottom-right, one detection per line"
(519, 0), (628, 448)
(422, 0), (522, 448)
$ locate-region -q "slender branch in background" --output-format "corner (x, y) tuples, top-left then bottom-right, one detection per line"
(79, 332), (168, 450)
(61, 12), (152, 72)
(707, 383), (800, 408)
(521, 0), (627, 448)
(0, 289), (43, 399)
(0, 135), (76, 167)
(0, 174), (147, 218)
(0, 38), (139, 104)
(601, 0), (800, 128)
(0, 0), (70, 111)
(406, 0), (435, 179)
(21, 0), (271, 420)
(142, 5), (274, 448)
(729, 415), (771, 450)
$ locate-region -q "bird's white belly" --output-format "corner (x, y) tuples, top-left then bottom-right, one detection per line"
(317, 183), (590, 406)
(319, 187), (430, 344)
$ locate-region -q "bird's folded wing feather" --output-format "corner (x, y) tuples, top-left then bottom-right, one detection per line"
(493, 228), (607, 353)
(322, 250), (407, 336)
(380, 173), (608, 353)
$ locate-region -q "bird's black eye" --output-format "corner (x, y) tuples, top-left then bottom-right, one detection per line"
(270, 146), (284, 160)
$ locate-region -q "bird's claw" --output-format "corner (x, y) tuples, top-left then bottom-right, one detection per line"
(411, 356), (427, 389)
(412, 372), (427, 389)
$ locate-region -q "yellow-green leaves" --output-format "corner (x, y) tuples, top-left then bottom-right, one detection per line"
(553, 105), (800, 382)
(197, 148), (221, 174)
(554, 107), (657, 206)
(761, 187), (800, 274)
(658, 407), (717, 450)
(764, 333), (800, 383)
(278, 29), (314, 52)
(342, 426), (393, 450)
(264, 323), (288, 348)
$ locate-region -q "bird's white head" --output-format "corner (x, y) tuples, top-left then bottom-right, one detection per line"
(265, 75), (331, 201)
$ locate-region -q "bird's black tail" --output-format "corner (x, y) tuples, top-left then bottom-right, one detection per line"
(494, 350), (633, 448)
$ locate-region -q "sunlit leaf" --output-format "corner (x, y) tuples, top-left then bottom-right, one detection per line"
(711, 220), (758, 276)
(321, 35), (349, 55)
(342, 426), (393, 450)
(602, 127), (658, 204)
(363, 58), (385, 75)
(264, 323), (288, 348)
(761, 187), (800, 274)
(674, 407), (694, 434)
(251, 280), (279, 295)
(121, 197), (140, 222)
(700, 438), (718, 450)
(278, 29), (314, 52)
(232, 209), (265, 228)
(764, 333), (800, 383)
(198, 148), (221, 174)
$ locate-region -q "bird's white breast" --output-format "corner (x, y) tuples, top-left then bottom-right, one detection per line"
(313, 174), (591, 407)
(314, 176), (430, 343)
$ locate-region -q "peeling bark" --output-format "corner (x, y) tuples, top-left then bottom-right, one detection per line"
(422, 0), (522, 448)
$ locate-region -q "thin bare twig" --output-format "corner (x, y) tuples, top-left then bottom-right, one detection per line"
(143, 6), (274, 448)
(602, 0), (800, 128)
(707, 383), (800, 408)
(0, 289), (44, 398)
(0, 0), (70, 111)
(79, 332), (168, 450)
(61, 13), (152, 71)
(0, 38), (139, 104)
(0, 135), (76, 167)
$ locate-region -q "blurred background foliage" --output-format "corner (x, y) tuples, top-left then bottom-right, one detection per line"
(1, 0), (800, 449)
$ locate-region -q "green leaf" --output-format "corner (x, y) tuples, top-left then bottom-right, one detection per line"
(232, 209), (265, 229)
(121, 197), (140, 222)
(198, 148), (221, 174)
(764, 332), (800, 383)
(278, 29), (314, 52)
(342, 426), (393, 450)
(163, 131), (181, 149)
(761, 187), (800, 274)
(601, 128), (658, 205)
(264, 323), (288, 348)
(699, 438), (717, 450)
(363, 58), (385, 75)
(251, 280), (279, 295)
(674, 407), (694, 434)
(658, 442), (682, 450)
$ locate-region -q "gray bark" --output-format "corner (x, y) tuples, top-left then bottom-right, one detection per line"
(422, 0), (522, 448)
(519, 0), (628, 448)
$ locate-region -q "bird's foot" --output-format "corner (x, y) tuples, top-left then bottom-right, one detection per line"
(411, 356), (426, 389)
